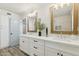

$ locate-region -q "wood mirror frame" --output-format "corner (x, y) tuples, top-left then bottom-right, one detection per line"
(77, 4), (79, 34)
(50, 3), (78, 35)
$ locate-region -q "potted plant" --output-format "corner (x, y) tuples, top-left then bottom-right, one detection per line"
(37, 19), (45, 36)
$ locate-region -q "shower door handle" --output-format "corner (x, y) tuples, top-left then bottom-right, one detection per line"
(10, 33), (13, 35)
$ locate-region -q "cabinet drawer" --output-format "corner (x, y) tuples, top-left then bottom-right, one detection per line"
(60, 50), (75, 56)
(45, 46), (60, 56)
(30, 49), (44, 56)
(45, 41), (61, 50)
(31, 44), (44, 52)
(30, 38), (44, 45)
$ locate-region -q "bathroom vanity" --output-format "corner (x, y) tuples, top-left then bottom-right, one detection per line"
(20, 35), (79, 56)
(19, 3), (79, 56)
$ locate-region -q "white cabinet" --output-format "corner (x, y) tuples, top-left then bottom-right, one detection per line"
(20, 37), (25, 51)
(20, 36), (30, 55)
(45, 47), (73, 56)
(30, 45), (44, 56)
(19, 35), (79, 56)
(45, 40), (74, 56)
(29, 38), (44, 56)
(20, 36), (44, 56)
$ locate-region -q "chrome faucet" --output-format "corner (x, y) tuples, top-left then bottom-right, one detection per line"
(46, 27), (48, 37)
(60, 32), (62, 39)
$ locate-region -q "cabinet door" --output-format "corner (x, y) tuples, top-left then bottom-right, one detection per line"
(45, 47), (60, 56)
(20, 37), (26, 52)
(24, 37), (30, 55)
(63, 53), (73, 56)
(20, 37), (30, 55)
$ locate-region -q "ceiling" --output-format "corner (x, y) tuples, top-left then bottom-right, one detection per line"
(0, 3), (72, 17)
(0, 3), (43, 16)
(0, 3), (51, 17)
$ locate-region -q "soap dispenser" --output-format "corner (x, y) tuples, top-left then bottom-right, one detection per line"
(46, 27), (48, 37)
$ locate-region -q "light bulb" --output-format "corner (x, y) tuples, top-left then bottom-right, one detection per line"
(60, 4), (64, 8)
(54, 4), (58, 10)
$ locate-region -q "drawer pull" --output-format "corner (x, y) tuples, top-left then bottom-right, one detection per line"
(57, 53), (60, 55)
(34, 46), (37, 49)
(34, 40), (38, 42)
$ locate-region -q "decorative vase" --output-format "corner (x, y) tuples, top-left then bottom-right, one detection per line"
(38, 31), (41, 36)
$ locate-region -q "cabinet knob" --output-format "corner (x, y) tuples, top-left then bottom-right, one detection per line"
(34, 46), (37, 49)
(22, 41), (24, 43)
(61, 54), (63, 56)
(57, 53), (60, 55)
(34, 40), (38, 42)
(33, 53), (38, 56)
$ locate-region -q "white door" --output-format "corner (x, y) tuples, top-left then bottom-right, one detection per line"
(0, 15), (9, 48)
(9, 16), (20, 47)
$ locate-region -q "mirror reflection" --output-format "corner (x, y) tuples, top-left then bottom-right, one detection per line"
(50, 3), (73, 34)
(27, 11), (37, 32)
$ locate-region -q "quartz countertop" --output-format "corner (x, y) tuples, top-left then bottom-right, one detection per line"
(20, 34), (79, 47)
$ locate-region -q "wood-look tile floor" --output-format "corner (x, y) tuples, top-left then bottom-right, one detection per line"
(0, 47), (28, 56)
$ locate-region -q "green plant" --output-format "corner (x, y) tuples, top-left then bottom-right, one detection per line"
(37, 19), (45, 32)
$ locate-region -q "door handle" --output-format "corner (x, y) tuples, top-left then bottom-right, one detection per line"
(10, 33), (13, 35)
(22, 41), (24, 43)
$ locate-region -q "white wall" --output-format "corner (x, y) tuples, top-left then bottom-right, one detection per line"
(0, 9), (20, 49)
(37, 4), (51, 36)
(0, 10), (9, 48)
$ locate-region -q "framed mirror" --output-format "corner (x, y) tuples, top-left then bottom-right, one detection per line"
(22, 18), (27, 34)
(27, 11), (37, 32)
(50, 3), (78, 34)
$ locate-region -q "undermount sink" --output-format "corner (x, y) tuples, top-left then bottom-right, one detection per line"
(47, 36), (77, 42)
